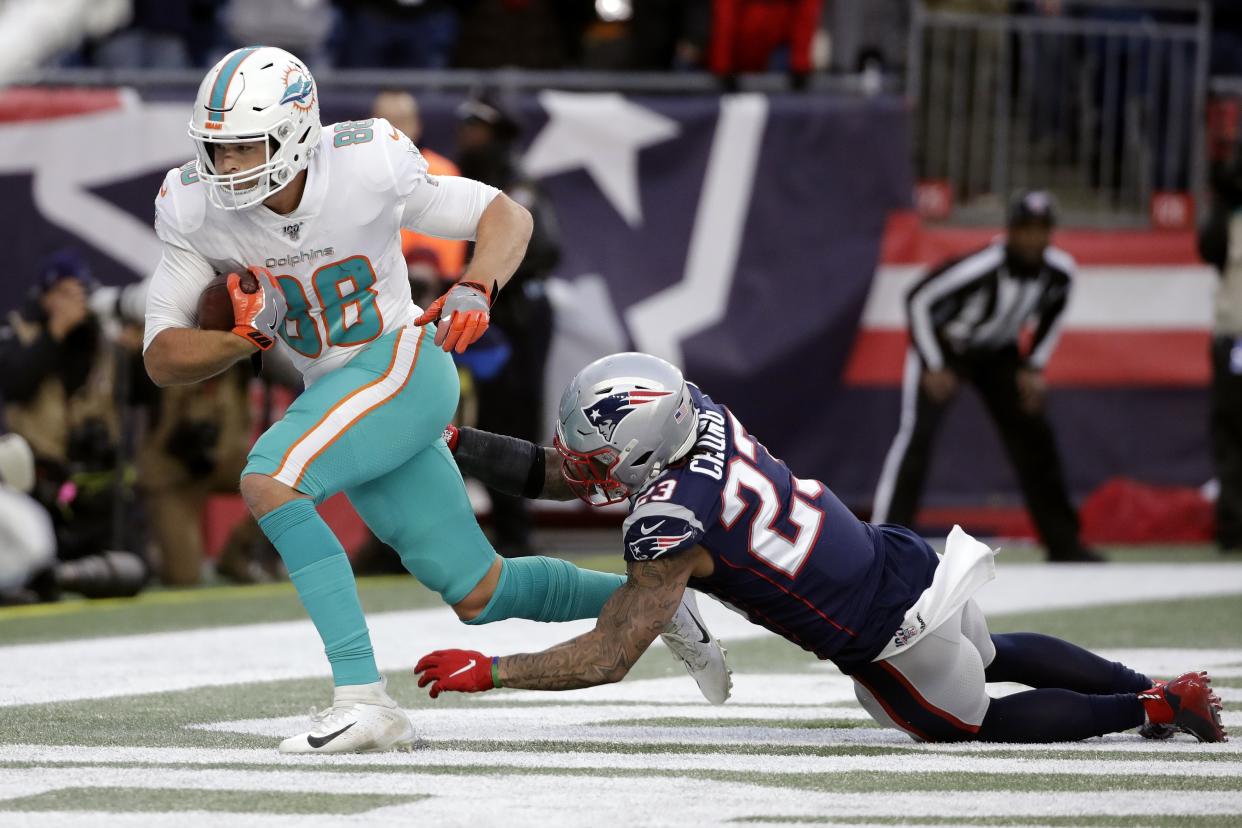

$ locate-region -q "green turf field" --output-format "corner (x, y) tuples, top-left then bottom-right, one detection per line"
(1, 548), (1239, 826)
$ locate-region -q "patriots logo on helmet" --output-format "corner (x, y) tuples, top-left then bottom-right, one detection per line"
(279, 71), (314, 109)
(582, 389), (671, 442)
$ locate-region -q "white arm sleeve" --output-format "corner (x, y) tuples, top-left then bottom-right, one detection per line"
(401, 175), (501, 241)
(142, 241), (215, 353)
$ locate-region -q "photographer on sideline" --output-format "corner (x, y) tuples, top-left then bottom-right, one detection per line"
(0, 249), (147, 601)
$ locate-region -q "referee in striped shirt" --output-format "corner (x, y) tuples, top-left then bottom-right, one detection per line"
(872, 191), (1103, 563)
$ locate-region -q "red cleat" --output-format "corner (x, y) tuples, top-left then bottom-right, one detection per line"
(1137, 680), (1176, 740)
(1138, 671), (1228, 743)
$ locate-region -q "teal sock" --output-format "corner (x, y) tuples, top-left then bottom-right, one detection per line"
(466, 556), (625, 625)
(259, 499), (380, 686)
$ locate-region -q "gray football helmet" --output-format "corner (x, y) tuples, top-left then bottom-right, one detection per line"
(554, 353), (699, 505)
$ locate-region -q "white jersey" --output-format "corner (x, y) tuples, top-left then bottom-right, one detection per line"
(143, 118), (500, 384)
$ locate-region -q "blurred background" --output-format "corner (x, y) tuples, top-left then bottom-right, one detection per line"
(0, 0), (1239, 600)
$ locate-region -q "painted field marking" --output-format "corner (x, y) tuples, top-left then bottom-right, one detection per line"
(1, 767), (1240, 827)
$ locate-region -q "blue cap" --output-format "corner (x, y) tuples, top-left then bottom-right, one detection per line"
(38, 248), (96, 293)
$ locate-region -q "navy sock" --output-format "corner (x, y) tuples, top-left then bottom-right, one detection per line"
(978, 689), (1145, 742)
(986, 633), (1152, 693)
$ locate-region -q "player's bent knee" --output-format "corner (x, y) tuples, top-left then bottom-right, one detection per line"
(451, 557), (503, 622)
(239, 473), (302, 519)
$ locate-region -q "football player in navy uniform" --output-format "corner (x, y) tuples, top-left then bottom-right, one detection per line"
(417, 353), (1226, 743)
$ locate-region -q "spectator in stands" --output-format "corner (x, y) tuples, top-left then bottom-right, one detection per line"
(0, 250), (147, 602)
(91, 0), (228, 69)
(708, 0), (822, 86)
(828, 0), (908, 74)
(372, 90), (468, 278)
(454, 93), (559, 558)
(222, 0), (335, 69)
(1211, 0), (1242, 76)
(1198, 148), (1242, 555)
(454, 0), (572, 69)
(334, 0), (460, 69)
(90, 0), (200, 69)
(627, 0), (711, 70)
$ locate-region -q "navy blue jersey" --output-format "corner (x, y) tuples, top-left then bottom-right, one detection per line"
(621, 386), (939, 666)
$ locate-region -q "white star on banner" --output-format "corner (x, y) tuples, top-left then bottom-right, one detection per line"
(523, 91), (681, 227)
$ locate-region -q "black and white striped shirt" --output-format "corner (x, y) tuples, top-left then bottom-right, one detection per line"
(905, 243), (1074, 371)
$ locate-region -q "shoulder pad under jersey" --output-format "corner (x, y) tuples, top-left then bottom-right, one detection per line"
(154, 161), (207, 242)
(328, 117), (429, 197)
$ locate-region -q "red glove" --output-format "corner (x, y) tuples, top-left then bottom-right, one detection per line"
(442, 423), (460, 452)
(415, 649), (497, 698)
(229, 265), (286, 351)
(413, 280), (492, 354)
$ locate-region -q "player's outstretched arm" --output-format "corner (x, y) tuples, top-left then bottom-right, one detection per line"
(444, 424), (576, 501)
(415, 551), (699, 696)
(144, 327), (256, 387)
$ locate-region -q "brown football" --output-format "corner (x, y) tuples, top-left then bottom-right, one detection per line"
(197, 270), (259, 331)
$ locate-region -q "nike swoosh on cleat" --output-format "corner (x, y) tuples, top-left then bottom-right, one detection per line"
(448, 658), (477, 678)
(306, 722), (355, 749)
(686, 608), (711, 644)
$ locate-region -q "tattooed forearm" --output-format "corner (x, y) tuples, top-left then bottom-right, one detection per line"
(541, 446), (577, 501)
(497, 557), (693, 691)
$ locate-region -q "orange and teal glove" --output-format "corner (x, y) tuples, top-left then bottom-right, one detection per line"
(414, 649), (499, 698)
(413, 280), (492, 354)
(228, 265), (286, 351)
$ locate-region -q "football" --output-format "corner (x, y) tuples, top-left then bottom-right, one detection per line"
(197, 270), (259, 331)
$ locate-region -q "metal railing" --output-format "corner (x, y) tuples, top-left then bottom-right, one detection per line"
(908, 0), (1211, 226)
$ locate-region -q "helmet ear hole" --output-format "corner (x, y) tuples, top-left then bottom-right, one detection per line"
(630, 451), (652, 467)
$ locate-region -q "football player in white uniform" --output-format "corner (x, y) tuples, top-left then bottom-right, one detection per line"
(142, 47), (729, 754)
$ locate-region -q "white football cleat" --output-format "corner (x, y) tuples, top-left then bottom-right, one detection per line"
(279, 680), (416, 754)
(661, 589), (732, 705)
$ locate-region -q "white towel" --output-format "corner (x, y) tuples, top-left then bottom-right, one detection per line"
(872, 525), (998, 661)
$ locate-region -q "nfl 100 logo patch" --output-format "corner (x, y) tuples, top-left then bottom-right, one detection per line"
(892, 612), (927, 649)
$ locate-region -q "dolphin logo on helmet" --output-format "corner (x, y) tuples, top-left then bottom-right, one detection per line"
(280, 76), (314, 107)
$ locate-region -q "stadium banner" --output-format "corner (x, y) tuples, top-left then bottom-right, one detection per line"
(0, 86), (1213, 523)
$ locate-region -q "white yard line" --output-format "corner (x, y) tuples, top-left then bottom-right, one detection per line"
(0, 767), (1240, 827)
(1, 564), (1239, 708)
(190, 694), (1242, 744)
(1, 744), (1237, 779)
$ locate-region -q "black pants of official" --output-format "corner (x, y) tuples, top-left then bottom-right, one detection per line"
(876, 346), (1085, 559)
(474, 285), (554, 557)
(1210, 336), (1242, 550)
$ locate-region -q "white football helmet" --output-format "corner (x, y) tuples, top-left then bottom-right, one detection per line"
(555, 353), (699, 506)
(189, 46), (322, 210)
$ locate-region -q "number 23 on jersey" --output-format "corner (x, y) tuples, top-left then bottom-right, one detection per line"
(272, 255), (382, 358)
